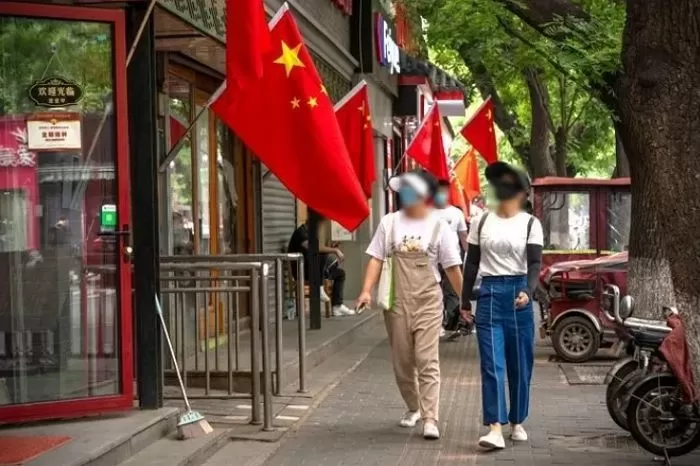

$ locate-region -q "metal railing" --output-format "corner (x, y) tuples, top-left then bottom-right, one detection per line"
(158, 254), (306, 431)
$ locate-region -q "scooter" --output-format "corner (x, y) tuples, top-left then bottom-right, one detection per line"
(602, 285), (673, 431)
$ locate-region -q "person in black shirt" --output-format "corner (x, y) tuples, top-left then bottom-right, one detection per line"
(288, 218), (354, 316)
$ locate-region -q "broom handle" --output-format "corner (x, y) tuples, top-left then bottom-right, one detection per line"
(155, 295), (192, 412)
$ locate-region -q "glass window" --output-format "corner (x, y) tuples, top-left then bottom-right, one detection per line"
(166, 75), (194, 256)
(0, 16), (120, 404)
(195, 104), (209, 254)
(216, 121), (236, 254)
(607, 191), (631, 252)
(542, 192), (591, 250)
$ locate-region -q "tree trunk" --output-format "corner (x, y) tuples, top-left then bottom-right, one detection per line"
(554, 127), (568, 176)
(619, 0), (700, 387)
(524, 68), (556, 177)
(613, 128), (631, 177)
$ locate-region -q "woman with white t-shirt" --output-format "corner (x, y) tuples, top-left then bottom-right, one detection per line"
(356, 170), (463, 440)
(460, 162), (543, 450)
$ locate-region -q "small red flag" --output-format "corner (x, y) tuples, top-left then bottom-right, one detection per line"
(460, 97), (498, 164)
(449, 178), (469, 218)
(212, 6), (369, 231)
(335, 81), (375, 199)
(227, 0), (272, 89)
(454, 148), (481, 200)
(405, 105), (449, 180)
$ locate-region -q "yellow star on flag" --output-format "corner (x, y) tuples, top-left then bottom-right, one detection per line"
(307, 96), (318, 108)
(291, 97), (301, 109)
(274, 41), (305, 77)
(486, 109), (492, 120)
(358, 103), (365, 114)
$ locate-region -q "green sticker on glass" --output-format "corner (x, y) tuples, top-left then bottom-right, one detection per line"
(100, 204), (117, 232)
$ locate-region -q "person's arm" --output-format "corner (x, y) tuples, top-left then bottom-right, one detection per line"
(444, 265), (463, 300)
(458, 230), (469, 251)
(360, 257), (383, 296)
(524, 244), (543, 297)
(356, 218), (388, 306)
(460, 244), (481, 310)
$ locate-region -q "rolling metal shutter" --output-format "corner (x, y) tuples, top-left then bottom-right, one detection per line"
(261, 167), (296, 309)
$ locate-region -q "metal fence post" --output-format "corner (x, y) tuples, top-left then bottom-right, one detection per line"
(296, 259), (307, 393)
(274, 258), (284, 395)
(250, 267), (261, 425)
(260, 263), (273, 431)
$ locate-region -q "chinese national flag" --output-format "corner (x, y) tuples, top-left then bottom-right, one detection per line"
(335, 81), (375, 199)
(212, 6), (369, 231)
(227, 0), (271, 89)
(460, 97), (498, 164)
(405, 105), (449, 180)
(454, 148), (481, 200)
(449, 178), (469, 217)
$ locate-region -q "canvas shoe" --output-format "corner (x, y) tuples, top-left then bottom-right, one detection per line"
(398, 411), (421, 428)
(510, 424), (528, 441)
(423, 422), (440, 440)
(478, 430), (506, 450)
(332, 304), (356, 317)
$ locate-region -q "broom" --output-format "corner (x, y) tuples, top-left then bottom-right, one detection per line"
(155, 295), (213, 439)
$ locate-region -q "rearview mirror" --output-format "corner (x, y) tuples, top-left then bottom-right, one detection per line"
(602, 284), (620, 322)
(618, 295), (635, 321)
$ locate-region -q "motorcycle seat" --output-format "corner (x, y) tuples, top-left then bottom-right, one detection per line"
(627, 326), (669, 348)
(623, 317), (670, 333)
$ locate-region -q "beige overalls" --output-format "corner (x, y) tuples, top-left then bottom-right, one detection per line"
(384, 220), (444, 422)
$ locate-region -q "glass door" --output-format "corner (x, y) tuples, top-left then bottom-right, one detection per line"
(0, 3), (132, 422)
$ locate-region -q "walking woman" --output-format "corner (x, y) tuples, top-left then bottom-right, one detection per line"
(356, 170), (463, 440)
(460, 162), (543, 449)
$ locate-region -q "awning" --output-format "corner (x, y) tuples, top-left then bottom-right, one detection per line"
(39, 165), (115, 183)
(399, 51), (468, 116)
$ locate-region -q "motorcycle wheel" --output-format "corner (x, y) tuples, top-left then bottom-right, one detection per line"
(627, 374), (700, 457)
(605, 361), (640, 431)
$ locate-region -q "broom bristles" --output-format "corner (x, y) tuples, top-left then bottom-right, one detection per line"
(177, 412), (213, 440)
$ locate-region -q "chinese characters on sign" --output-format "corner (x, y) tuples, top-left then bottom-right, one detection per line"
(0, 126), (37, 168)
(374, 13), (400, 74)
(28, 76), (84, 108)
(27, 113), (82, 151)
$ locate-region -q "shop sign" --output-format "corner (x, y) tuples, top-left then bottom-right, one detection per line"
(27, 113), (82, 151)
(331, 221), (354, 242)
(28, 77), (83, 108)
(375, 13), (400, 74)
(0, 124), (36, 168)
(100, 204), (117, 233)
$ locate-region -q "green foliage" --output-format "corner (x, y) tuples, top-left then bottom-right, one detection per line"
(0, 17), (112, 115)
(405, 0), (625, 177)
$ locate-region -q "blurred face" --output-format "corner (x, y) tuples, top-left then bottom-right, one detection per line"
(398, 184), (427, 209)
(493, 174), (525, 203)
(434, 186), (449, 208)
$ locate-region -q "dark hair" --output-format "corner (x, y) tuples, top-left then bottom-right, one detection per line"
(523, 200), (533, 214)
(437, 179), (451, 188)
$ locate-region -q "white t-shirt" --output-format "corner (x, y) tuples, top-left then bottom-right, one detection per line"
(366, 211), (462, 282)
(435, 206), (468, 237)
(468, 212), (544, 276)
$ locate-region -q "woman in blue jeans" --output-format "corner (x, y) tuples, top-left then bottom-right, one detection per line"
(460, 162), (543, 450)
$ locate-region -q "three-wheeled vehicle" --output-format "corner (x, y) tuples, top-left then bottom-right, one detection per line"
(532, 177), (631, 362)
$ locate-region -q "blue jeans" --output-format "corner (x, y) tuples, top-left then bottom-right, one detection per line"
(475, 275), (535, 426)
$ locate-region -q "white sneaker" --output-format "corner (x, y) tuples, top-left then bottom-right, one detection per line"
(332, 304), (356, 317)
(478, 430), (505, 450)
(439, 328), (447, 338)
(510, 424), (528, 441)
(320, 287), (330, 303)
(398, 411), (421, 428)
(423, 422), (440, 439)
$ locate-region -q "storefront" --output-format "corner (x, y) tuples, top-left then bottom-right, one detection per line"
(0, 2), (133, 422)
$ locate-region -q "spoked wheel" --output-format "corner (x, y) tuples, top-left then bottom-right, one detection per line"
(605, 363), (641, 431)
(552, 316), (601, 363)
(627, 374), (700, 457)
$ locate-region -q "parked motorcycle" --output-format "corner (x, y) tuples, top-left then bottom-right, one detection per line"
(602, 286), (673, 431)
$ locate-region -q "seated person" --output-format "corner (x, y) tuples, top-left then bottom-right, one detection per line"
(288, 217), (355, 317)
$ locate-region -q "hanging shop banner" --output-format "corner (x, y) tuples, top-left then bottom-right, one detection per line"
(27, 112), (82, 151)
(28, 76), (84, 108)
(331, 220), (355, 242)
(374, 13), (400, 74)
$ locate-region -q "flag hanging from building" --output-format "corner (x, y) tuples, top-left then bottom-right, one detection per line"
(404, 104), (449, 180)
(335, 81), (375, 199)
(227, 0), (271, 89)
(454, 148), (481, 200)
(212, 5), (369, 231)
(460, 97), (498, 165)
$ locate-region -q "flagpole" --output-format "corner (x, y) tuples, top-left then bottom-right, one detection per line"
(333, 79), (367, 111)
(126, 0), (158, 67)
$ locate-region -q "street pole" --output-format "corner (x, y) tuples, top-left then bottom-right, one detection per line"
(307, 210), (322, 330)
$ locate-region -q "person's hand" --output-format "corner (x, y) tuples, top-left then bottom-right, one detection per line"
(515, 291), (530, 309)
(356, 290), (372, 310)
(334, 248), (345, 263)
(459, 308), (474, 324)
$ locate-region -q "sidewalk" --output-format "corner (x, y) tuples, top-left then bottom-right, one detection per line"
(256, 335), (700, 466)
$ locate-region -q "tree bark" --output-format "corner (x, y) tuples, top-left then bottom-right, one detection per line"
(613, 128), (631, 177)
(553, 127), (568, 176)
(523, 68), (556, 177)
(618, 0), (700, 385)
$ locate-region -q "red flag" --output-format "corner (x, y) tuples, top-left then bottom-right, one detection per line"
(212, 6), (369, 231)
(335, 81), (375, 199)
(449, 178), (469, 217)
(228, 0), (272, 88)
(460, 97), (498, 164)
(454, 148), (481, 200)
(405, 105), (449, 180)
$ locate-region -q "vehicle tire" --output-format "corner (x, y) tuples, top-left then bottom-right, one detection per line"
(605, 364), (641, 431)
(552, 316), (601, 363)
(627, 374), (700, 457)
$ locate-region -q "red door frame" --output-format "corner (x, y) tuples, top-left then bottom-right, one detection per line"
(0, 2), (133, 423)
